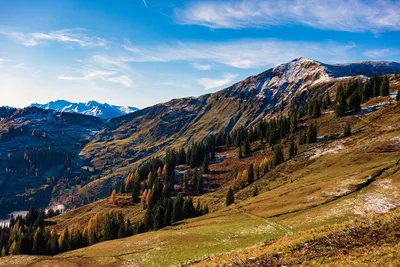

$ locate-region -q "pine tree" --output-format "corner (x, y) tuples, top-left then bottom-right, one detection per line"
(143, 207), (154, 231)
(163, 199), (173, 226)
(49, 230), (59, 255)
(225, 187), (234, 206)
(306, 123), (317, 144)
(119, 182), (125, 193)
(311, 100), (321, 118)
(335, 85), (347, 117)
(349, 89), (362, 112)
(196, 173), (204, 194)
(32, 228), (46, 255)
(59, 227), (70, 252)
(288, 139), (297, 158)
(202, 156), (209, 174)
(299, 130), (307, 145)
(322, 93), (332, 109)
(171, 194), (184, 223)
(247, 164), (254, 184)
(343, 123), (352, 137)
(396, 89), (400, 102)
(379, 76), (390, 96)
(272, 145), (284, 168)
(131, 176), (141, 203)
(153, 204), (163, 230)
(242, 141), (251, 157)
(290, 110), (297, 135)
(182, 198), (195, 219)
(117, 221), (126, 238)
(238, 146), (242, 159)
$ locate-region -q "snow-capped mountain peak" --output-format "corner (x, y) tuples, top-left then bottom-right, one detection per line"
(30, 100), (138, 119)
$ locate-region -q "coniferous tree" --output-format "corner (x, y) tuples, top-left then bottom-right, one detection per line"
(335, 85), (347, 117)
(131, 176), (141, 203)
(202, 156), (209, 174)
(247, 164), (254, 184)
(343, 123), (352, 137)
(290, 110), (297, 135)
(397, 89), (400, 102)
(363, 80), (373, 102)
(372, 75), (382, 97)
(311, 100), (321, 118)
(182, 198), (195, 219)
(32, 228), (46, 255)
(322, 93), (332, 109)
(225, 187), (234, 206)
(238, 146), (243, 159)
(196, 173), (204, 194)
(119, 182), (125, 193)
(171, 194), (184, 223)
(288, 139), (297, 158)
(349, 89), (362, 112)
(299, 129), (307, 145)
(153, 204), (163, 230)
(163, 199), (173, 226)
(242, 141), (251, 157)
(272, 145), (284, 168)
(59, 227), (70, 253)
(49, 230), (59, 255)
(144, 207), (154, 231)
(306, 123), (318, 144)
(379, 76), (390, 96)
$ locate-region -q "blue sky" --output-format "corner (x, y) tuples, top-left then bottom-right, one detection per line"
(0, 0), (399, 108)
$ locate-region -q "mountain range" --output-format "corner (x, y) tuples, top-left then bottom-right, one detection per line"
(0, 58), (400, 266)
(31, 100), (138, 119)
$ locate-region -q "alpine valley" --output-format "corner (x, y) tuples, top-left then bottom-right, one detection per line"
(0, 58), (399, 266)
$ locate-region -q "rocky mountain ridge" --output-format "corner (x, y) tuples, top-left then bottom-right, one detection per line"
(31, 100), (138, 119)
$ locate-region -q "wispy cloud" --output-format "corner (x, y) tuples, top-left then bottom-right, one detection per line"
(0, 58), (9, 64)
(198, 73), (238, 90)
(193, 63), (212, 71)
(0, 28), (106, 47)
(59, 70), (116, 81)
(108, 75), (133, 87)
(123, 39), (355, 68)
(364, 48), (400, 58)
(173, 0), (400, 32)
(58, 69), (133, 87)
(142, 0), (148, 8)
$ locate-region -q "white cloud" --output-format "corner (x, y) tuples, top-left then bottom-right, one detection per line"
(193, 63), (212, 71)
(198, 73), (238, 90)
(107, 75), (133, 87)
(58, 69), (132, 87)
(123, 39), (355, 68)
(173, 0), (400, 32)
(0, 28), (106, 47)
(0, 58), (9, 64)
(364, 48), (400, 58)
(59, 70), (115, 81)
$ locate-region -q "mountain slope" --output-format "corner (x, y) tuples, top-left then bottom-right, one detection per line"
(77, 58), (400, 196)
(0, 107), (103, 216)
(3, 99), (399, 267)
(31, 100), (138, 119)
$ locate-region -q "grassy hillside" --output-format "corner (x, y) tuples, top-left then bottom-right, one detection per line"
(65, 74), (400, 211)
(2, 97), (399, 266)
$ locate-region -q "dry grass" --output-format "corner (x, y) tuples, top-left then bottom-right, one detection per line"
(1, 103), (399, 267)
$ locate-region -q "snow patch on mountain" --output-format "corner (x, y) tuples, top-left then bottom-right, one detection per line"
(31, 100), (138, 119)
